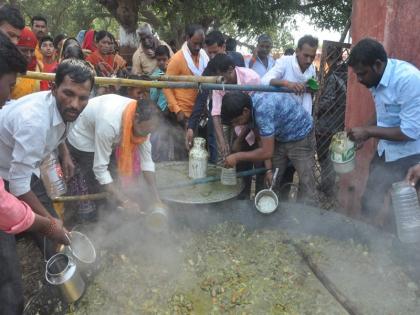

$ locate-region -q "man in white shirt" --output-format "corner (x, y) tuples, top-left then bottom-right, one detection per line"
(261, 35), (318, 195)
(67, 94), (160, 218)
(261, 35), (318, 114)
(247, 34), (275, 77)
(0, 59), (94, 257)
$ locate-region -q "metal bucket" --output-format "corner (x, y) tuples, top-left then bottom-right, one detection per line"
(45, 253), (85, 303)
(61, 231), (96, 272)
(330, 131), (356, 174)
(332, 157), (356, 174)
(221, 167), (237, 185)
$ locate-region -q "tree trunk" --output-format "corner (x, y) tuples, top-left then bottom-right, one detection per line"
(339, 17), (351, 43)
(97, 0), (139, 33)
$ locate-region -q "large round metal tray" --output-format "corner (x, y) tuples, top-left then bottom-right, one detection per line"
(155, 161), (244, 204)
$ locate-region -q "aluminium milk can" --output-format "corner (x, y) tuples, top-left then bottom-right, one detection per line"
(188, 137), (209, 179)
(45, 253), (85, 303)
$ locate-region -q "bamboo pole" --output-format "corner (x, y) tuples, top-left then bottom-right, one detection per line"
(21, 71), (298, 93)
(22, 71), (222, 84)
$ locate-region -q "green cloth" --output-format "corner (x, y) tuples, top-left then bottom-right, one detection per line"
(150, 68), (168, 111)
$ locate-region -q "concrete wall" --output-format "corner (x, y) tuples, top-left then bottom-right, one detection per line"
(340, 0), (420, 216)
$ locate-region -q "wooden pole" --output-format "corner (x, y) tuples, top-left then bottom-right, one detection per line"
(287, 240), (364, 315)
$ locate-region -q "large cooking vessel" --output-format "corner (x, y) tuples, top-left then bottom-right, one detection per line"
(25, 200), (420, 314)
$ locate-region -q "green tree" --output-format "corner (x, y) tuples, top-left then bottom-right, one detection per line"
(6, 0), (113, 36)
(98, 0), (352, 50)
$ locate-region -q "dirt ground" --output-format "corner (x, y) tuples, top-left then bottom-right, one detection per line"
(16, 235), (47, 314)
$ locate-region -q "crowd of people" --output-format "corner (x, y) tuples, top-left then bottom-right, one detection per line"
(1, 3), (420, 314)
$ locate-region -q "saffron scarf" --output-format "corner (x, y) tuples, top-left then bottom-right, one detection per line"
(117, 101), (148, 177)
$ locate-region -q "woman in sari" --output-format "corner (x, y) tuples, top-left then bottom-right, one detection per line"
(86, 30), (126, 78)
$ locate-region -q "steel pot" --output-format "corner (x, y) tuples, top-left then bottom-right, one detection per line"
(255, 168), (279, 214)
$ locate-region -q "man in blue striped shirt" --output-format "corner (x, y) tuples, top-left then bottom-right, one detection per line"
(348, 38), (420, 224)
(221, 92), (317, 205)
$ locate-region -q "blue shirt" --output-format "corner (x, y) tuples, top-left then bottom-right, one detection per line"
(149, 68), (168, 111)
(370, 59), (420, 162)
(252, 92), (313, 142)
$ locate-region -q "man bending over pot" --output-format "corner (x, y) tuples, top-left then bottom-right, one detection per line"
(221, 92), (318, 205)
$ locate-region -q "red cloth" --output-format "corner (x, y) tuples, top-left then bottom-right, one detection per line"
(0, 178), (35, 234)
(17, 28), (38, 71)
(82, 29), (96, 52)
(85, 50), (126, 77)
(17, 27), (37, 48)
(40, 61), (58, 91)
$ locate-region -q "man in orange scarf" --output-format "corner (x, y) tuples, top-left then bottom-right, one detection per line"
(66, 94), (161, 221)
(10, 27), (42, 99)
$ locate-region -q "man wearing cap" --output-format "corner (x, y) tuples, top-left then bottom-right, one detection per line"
(247, 34), (275, 77)
(10, 27), (43, 99)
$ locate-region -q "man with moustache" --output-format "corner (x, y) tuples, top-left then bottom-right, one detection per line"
(0, 31), (71, 315)
(347, 38), (420, 224)
(164, 24), (208, 159)
(0, 59), (95, 257)
(247, 34), (275, 77)
(262, 35), (318, 114)
(186, 30), (245, 162)
(261, 35), (318, 194)
(31, 15), (49, 62)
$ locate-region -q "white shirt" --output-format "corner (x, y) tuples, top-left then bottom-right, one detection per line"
(246, 54), (275, 77)
(67, 94), (155, 185)
(261, 54), (316, 114)
(0, 91), (66, 196)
